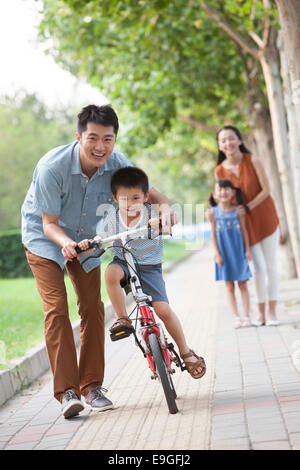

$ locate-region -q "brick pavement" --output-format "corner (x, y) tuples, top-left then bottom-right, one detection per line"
(1, 243), (300, 450)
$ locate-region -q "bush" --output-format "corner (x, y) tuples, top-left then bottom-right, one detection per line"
(0, 230), (32, 278)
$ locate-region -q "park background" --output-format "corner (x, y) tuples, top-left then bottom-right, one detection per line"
(1, 0), (300, 368)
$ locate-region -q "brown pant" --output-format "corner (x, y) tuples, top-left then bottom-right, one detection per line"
(25, 248), (105, 403)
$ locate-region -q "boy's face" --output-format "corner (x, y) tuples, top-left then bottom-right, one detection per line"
(113, 186), (149, 218)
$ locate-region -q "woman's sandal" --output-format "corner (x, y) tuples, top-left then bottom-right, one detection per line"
(241, 317), (252, 328)
(109, 317), (133, 333)
(234, 317), (242, 329)
(181, 349), (206, 379)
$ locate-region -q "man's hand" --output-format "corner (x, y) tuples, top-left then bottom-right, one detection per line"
(61, 241), (80, 262)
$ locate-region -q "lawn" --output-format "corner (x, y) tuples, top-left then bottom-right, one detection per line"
(0, 240), (198, 368)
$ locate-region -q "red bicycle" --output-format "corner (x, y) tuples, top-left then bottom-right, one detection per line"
(76, 225), (186, 414)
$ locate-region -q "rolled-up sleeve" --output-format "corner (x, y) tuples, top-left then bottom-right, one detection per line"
(33, 164), (62, 216)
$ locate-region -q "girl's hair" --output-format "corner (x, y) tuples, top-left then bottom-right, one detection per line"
(216, 125), (251, 166)
(209, 178), (250, 213)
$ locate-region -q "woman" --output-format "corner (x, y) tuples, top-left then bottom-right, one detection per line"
(212, 125), (280, 326)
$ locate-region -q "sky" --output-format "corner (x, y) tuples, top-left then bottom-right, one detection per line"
(0, 0), (107, 108)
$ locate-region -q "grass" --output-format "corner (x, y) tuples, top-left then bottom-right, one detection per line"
(0, 240), (199, 368)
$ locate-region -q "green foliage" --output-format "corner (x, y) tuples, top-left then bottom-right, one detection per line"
(0, 91), (76, 230)
(0, 230), (32, 278)
(37, 0), (252, 150)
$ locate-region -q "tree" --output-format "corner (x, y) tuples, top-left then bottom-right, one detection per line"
(201, 0), (300, 277)
(0, 92), (76, 230)
(36, 0), (298, 275)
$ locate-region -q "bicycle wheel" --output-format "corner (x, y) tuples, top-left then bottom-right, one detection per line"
(148, 333), (178, 414)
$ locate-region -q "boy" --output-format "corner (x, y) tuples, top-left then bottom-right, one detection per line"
(78, 167), (206, 379)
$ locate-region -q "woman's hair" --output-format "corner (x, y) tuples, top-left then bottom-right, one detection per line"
(111, 166), (149, 196)
(209, 178), (249, 213)
(216, 125), (251, 166)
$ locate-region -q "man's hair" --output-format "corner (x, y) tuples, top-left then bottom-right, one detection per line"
(111, 167), (149, 196)
(77, 104), (119, 135)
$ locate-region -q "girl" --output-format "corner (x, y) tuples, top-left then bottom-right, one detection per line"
(209, 178), (252, 328)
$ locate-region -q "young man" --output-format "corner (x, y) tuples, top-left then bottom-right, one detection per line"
(21, 104), (174, 418)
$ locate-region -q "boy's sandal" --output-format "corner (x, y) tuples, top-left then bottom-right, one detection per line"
(181, 349), (206, 379)
(109, 317), (133, 333)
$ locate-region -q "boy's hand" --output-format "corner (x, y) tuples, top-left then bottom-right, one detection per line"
(148, 217), (161, 233)
(216, 254), (223, 267)
(245, 250), (252, 261)
(77, 239), (94, 254)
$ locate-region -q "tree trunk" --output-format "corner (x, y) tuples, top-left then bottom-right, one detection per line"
(277, 31), (300, 229)
(250, 102), (297, 278)
(275, 0), (300, 140)
(260, 46), (300, 277)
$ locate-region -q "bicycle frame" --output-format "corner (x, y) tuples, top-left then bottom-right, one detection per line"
(80, 226), (178, 379)
(114, 229), (176, 379)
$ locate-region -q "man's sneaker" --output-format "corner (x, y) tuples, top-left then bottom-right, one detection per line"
(61, 390), (84, 419)
(85, 386), (113, 411)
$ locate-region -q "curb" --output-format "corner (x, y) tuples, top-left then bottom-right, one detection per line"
(0, 247), (200, 407)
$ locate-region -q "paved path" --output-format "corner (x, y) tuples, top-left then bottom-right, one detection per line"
(1, 243), (300, 451)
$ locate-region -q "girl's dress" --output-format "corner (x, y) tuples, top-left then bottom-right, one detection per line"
(215, 153), (279, 246)
(212, 205), (252, 282)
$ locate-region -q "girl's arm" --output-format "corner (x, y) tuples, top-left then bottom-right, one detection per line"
(246, 155), (270, 211)
(210, 215), (223, 266)
(239, 215), (251, 261)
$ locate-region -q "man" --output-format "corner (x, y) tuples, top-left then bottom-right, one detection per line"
(21, 104), (174, 418)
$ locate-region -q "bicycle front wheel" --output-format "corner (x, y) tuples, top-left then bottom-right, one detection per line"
(148, 333), (178, 414)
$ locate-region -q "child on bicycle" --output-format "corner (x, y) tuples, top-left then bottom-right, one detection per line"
(78, 166), (206, 379)
(209, 178), (252, 328)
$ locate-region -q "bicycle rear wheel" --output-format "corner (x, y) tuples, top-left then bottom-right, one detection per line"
(148, 333), (178, 414)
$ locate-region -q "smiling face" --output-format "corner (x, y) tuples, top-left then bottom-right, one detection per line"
(214, 183), (235, 205)
(218, 128), (242, 158)
(113, 186), (149, 220)
(76, 122), (116, 177)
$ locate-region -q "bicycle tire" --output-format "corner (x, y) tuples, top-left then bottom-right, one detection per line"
(148, 333), (178, 414)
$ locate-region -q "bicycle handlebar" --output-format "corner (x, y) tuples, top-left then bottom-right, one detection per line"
(75, 224), (152, 254)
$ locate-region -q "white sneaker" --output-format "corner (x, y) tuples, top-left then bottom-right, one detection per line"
(251, 319), (265, 327)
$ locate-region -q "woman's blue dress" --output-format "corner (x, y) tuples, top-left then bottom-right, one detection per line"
(212, 205), (252, 282)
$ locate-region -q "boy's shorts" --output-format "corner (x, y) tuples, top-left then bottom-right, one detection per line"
(109, 256), (169, 303)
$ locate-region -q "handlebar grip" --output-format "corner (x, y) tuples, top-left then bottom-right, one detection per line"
(75, 241), (94, 254)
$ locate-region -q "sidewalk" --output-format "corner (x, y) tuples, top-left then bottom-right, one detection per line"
(0, 243), (300, 450)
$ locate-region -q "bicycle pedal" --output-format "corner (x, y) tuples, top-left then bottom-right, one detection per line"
(110, 326), (133, 342)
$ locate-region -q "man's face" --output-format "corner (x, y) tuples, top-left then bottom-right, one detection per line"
(76, 122), (116, 176)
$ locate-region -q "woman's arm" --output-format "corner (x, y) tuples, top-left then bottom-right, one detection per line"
(246, 155), (270, 211)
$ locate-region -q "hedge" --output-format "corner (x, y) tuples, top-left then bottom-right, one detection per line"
(0, 230), (32, 278)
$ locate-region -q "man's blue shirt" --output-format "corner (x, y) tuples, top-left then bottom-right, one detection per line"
(21, 141), (133, 272)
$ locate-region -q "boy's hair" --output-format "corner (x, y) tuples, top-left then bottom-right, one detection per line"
(209, 178), (249, 213)
(111, 167), (149, 196)
(77, 104), (119, 135)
